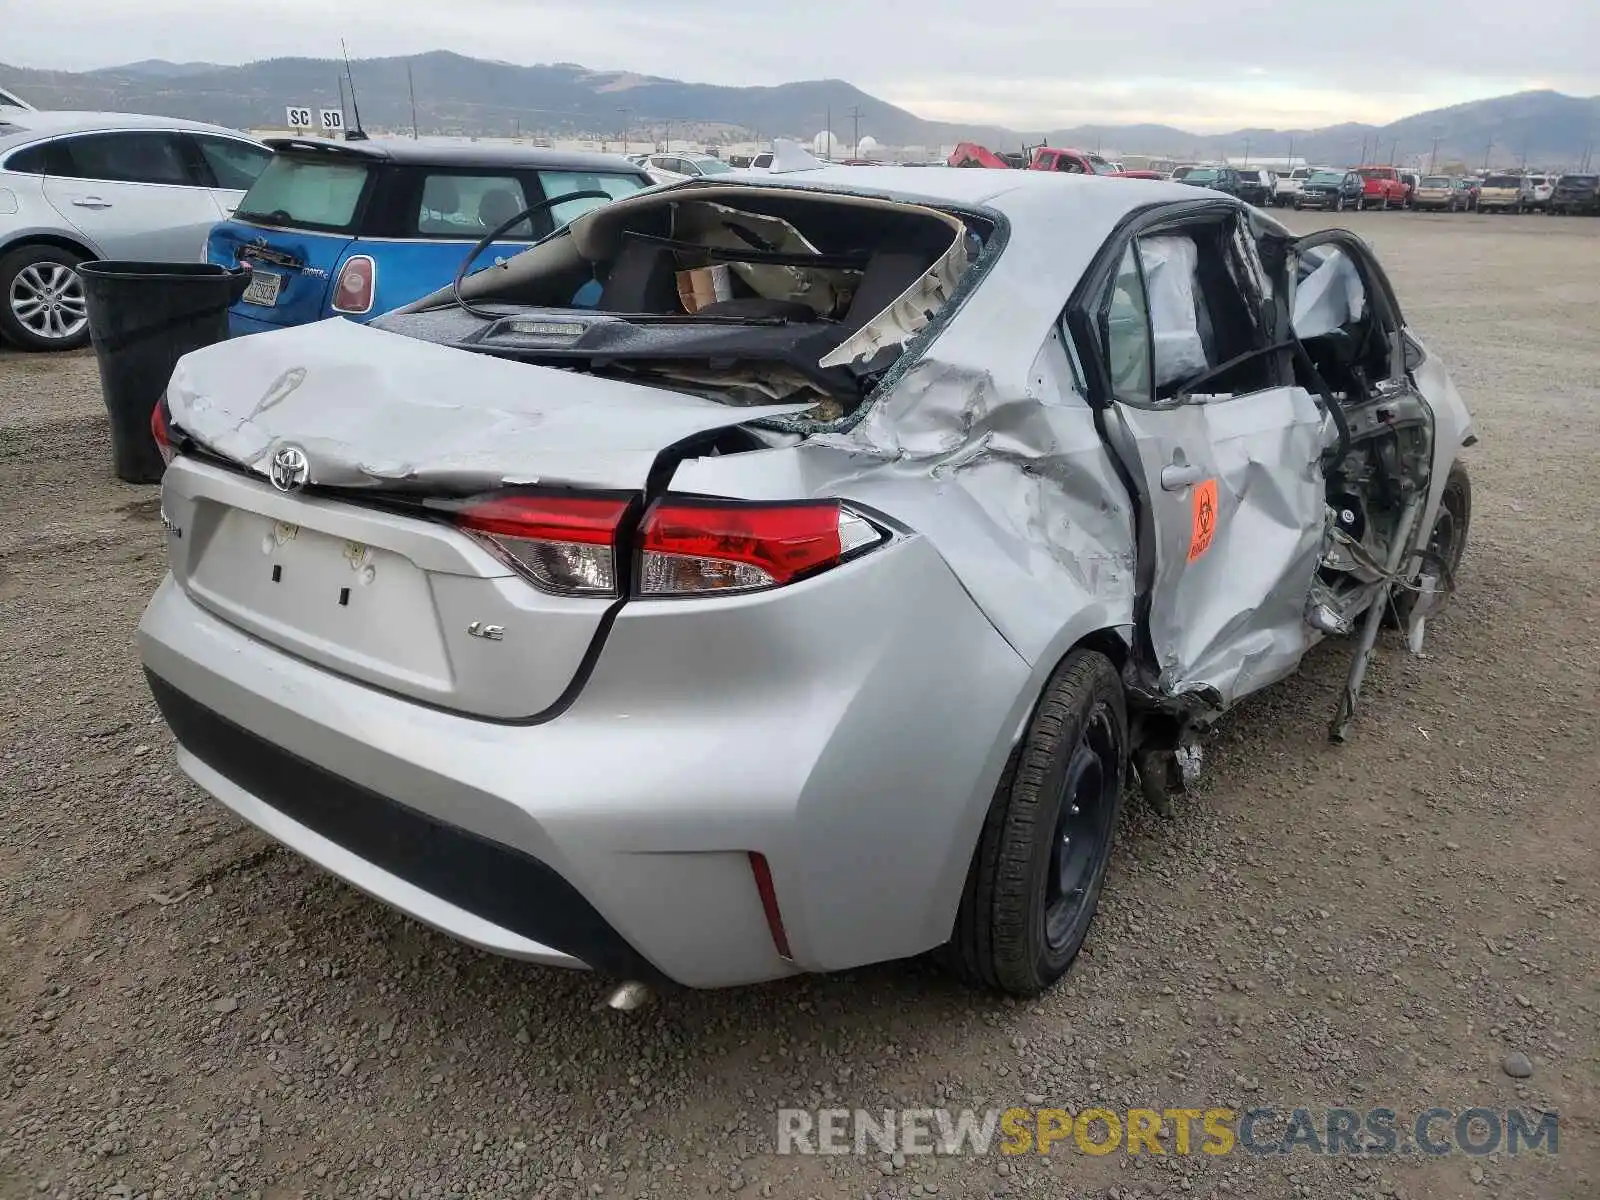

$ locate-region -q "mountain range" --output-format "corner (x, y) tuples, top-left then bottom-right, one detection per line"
(2, 52), (1597, 168)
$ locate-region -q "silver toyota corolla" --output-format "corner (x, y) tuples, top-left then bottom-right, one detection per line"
(138, 160), (1475, 995)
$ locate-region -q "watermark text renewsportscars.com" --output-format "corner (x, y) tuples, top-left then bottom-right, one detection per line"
(776, 1106), (1559, 1158)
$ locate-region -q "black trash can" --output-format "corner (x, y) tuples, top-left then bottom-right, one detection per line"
(80, 261), (252, 484)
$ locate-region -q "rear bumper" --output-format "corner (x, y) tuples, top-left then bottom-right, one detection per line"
(227, 308), (298, 337)
(146, 671), (642, 976)
(138, 532), (1031, 986)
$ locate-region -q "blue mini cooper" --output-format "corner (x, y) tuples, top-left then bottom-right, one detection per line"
(208, 138), (653, 335)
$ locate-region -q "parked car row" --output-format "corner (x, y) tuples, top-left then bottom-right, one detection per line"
(0, 108), (655, 350)
(1172, 159), (1600, 217)
(0, 111), (273, 349)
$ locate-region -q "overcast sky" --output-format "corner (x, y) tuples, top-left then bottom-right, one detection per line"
(6, 0), (1597, 132)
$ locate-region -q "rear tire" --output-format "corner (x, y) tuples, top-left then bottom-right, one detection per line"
(946, 650), (1128, 996)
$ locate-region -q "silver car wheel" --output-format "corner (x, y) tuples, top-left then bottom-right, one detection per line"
(10, 261), (89, 342)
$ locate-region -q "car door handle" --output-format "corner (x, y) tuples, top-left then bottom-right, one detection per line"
(1160, 463), (1204, 491)
(71, 197), (113, 209)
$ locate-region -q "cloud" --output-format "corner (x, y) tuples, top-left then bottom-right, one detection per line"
(5, 0), (1597, 129)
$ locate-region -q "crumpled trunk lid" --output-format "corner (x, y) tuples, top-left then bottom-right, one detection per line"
(160, 318), (810, 720)
(164, 318), (810, 492)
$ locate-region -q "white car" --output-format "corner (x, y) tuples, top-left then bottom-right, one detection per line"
(1274, 166), (1318, 206)
(1527, 175), (1555, 211)
(641, 153), (739, 185)
(0, 110), (271, 349)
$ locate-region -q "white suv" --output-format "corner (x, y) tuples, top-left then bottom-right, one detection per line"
(0, 110), (270, 350)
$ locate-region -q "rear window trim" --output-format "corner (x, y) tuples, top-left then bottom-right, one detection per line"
(233, 152), (382, 235)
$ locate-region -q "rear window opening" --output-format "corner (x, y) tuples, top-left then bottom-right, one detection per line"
(377, 186), (995, 424)
(235, 154), (373, 233)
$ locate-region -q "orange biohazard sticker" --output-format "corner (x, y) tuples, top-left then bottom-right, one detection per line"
(1188, 478), (1219, 562)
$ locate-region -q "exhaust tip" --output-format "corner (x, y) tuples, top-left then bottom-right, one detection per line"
(605, 981), (653, 1011)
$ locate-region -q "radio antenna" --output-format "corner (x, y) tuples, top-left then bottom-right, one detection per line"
(340, 39), (368, 140)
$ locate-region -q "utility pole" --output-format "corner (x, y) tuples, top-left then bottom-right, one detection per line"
(407, 63), (419, 139)
(1287, 134), (1295, 168)
(1483, 140), (1493, 170)
(617, 106), (631, 153)
(1429, 135), (1440, 174)
(664, 119), (672, 153)
(1388, 138), (1398, 165)
(846, 105), (863, 157)
(1242, 136), (1251, 166)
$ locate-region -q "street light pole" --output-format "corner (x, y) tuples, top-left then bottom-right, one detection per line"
(618, 106), (631, 153)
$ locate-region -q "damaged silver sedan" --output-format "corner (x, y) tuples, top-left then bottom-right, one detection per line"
(138, 163), (1474, 995)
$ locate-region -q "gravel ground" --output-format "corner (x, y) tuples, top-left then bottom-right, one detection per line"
(2, 211), (1597, 1200)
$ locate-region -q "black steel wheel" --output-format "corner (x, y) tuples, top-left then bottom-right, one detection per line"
(946, 650), (1128, 996)
(1393, 461), (1472, 628)
(1042, 704), (1121, 955)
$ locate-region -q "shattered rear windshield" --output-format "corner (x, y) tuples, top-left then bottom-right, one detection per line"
(405, 187), (992, 425)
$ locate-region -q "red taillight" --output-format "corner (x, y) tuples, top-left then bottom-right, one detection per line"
(455, 493), (629, 596)
(748, 852), (793, 961)
(150, 399), (175, 466)
(637, 499), (883, 595)
(331, 254), (375, 314)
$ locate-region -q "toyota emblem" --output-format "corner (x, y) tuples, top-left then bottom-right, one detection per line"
(269, 445), (310, 493)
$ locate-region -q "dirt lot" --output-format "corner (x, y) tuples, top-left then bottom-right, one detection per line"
(2, 211), (1597, 1200)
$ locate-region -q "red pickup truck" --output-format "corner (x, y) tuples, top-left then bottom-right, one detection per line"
(948, 141), (1115, 175)
(1353, 166), (1409, 210)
